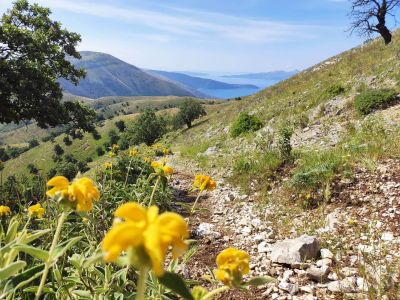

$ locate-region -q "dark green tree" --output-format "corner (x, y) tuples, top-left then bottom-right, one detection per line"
(174, 98), (206, 128)
(124, 109), (167, 146)
(115, 120), (126, 132)
(0, 0), (96, 130)
(53, 144), (64, 156)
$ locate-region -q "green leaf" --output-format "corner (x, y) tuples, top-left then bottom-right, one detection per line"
(23, 229), (50, 244)
(83, 253), (103, 268)
(0, 261), (26, 281)
(158, 271), (194, 300)
(160, 176), (168, 191)
(1, 264), (44, 297)
(246, 276), (275, 287)
(14, 244), (49, 261)
(5, 218), (19, 244)
(53, 236), (82, 260)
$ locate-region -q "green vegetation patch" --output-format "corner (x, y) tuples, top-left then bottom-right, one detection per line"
(354, 89), (398, 115)
(230, 113), (263, 137)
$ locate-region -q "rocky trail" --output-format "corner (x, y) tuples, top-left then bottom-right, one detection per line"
(168, 155), (400, 299)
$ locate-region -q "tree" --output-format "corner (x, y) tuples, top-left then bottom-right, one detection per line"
(0, 0), (96, 129)
(349, 0), (400, 44)
(115, 120), (126, 132)
(174, 98), (206, 129)
(124, 109), (167, 146)
(53, 144), (64, 156)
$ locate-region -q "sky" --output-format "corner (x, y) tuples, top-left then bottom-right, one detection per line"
(0, 0), (378, 72)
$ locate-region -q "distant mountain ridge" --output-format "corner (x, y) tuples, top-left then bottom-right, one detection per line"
(60, 51), (196, 99)
(147, 70), (258, 93)
(223, 70), (299, 80)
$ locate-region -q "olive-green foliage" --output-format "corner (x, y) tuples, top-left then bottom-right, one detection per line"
(123, 109), (167, 146)
(354, 88), (398, 115)
(232, 151), (282, 192)
(325, 84), (345, 98)
(174, 98), (206, 129)
(230, 113), (263, 137)
(277, 125), (294, 163)
(110, 155), (153, 185)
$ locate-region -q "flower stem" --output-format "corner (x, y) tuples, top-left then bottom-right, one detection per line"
(203, 286), (230, 300)
(190, 190), (203, 215)
(35, 211), (68, 300)
(124, 158), (133, 187)
(148, 176), (160, 207)
(136, 266), (149, 300)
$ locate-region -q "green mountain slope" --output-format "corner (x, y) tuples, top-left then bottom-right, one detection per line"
(59, 51), (197, 99)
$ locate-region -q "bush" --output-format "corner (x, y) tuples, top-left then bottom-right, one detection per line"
(28, 138), (39, 149)
(115, 120), (126, 132)
(96, 146), (105, 156)
(123, 109), (167, 146)
(63, 136), (72, 146)
(230, 113), (263, 137)
(278, 125), (294, 163)
(91, 129), (101, 140)
(108, 129), (120, 145)
(354, 89), (398, 115)
(53, 144), (64, 156)
(325, 84), (345, 98)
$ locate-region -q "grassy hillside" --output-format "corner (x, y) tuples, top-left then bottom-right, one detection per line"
(0, 98), (226, 177)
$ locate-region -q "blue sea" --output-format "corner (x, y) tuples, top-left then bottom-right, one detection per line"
(192, 73), (280, 99)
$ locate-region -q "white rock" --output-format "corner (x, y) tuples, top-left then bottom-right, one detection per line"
(258, 241), (271, 253)
(306, 265), (330, 283)
(196, 223), (221, 239)
(279, 281), (299, 295)
(320, 248), (334, 259)
(271, 235), (320, 264)
(381, 232), (394, 241)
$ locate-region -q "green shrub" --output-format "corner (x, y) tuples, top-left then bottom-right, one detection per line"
(354, 89), (398, 115)
(278, 125), (294, 163)
(230, 113), (263, 137)
(325, 84), (345, 98)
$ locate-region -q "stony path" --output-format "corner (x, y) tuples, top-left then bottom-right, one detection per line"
(167, 155), (400, 299)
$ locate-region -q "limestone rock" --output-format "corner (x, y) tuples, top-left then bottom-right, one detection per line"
(271, 235), (320, 264)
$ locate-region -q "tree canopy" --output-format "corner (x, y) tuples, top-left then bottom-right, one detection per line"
(0, 0), (94, 130)
(175, 98), (206, 129)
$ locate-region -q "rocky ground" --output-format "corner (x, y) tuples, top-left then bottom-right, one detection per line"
(168, 155), (400, 299)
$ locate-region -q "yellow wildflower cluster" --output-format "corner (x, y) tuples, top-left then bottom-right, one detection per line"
(162, 148), (171, 155)
(215, 248), (250, 287)
(193, 174), (217, 191)
(46, 176), (100, 212)
(101, 202), (188, 276)
(151, 161), (174, 176)
(28, 203), (45, 219)
(0, 205), (11, 216)
(108, 151), (116, 158)
(112, 144), (119, 151)
(143, 157), (151, 164)
(104, 162), (113, 170)
(128, 148), (138, 157)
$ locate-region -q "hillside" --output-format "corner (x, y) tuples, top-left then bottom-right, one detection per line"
(223, 70), (299, 80)
(59, 51), (197, 98)
(2, 33), (400, 300)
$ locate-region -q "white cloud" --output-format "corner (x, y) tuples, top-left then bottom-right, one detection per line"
(35, 0), (332, 44)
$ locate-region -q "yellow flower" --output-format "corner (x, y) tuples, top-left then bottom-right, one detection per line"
(109, 151), (116, 158)
(215, 248), (250, 286)
(128, 149), (138, 157)
(151, 161), (174, 176)
(347, 218), (357, 226)
(104, 162), (113, 169)
(46, 176), (100, 212)
(0, 205), (11, 216)
(194, 175), (217, 191)
(112, 144), (119, 151)
(101, 202), (188, 276)
(163, 148), (171, 155)
(28, 203), (45, 218)
(143, 157), (151, 164)
(46, 176), (69, 198)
